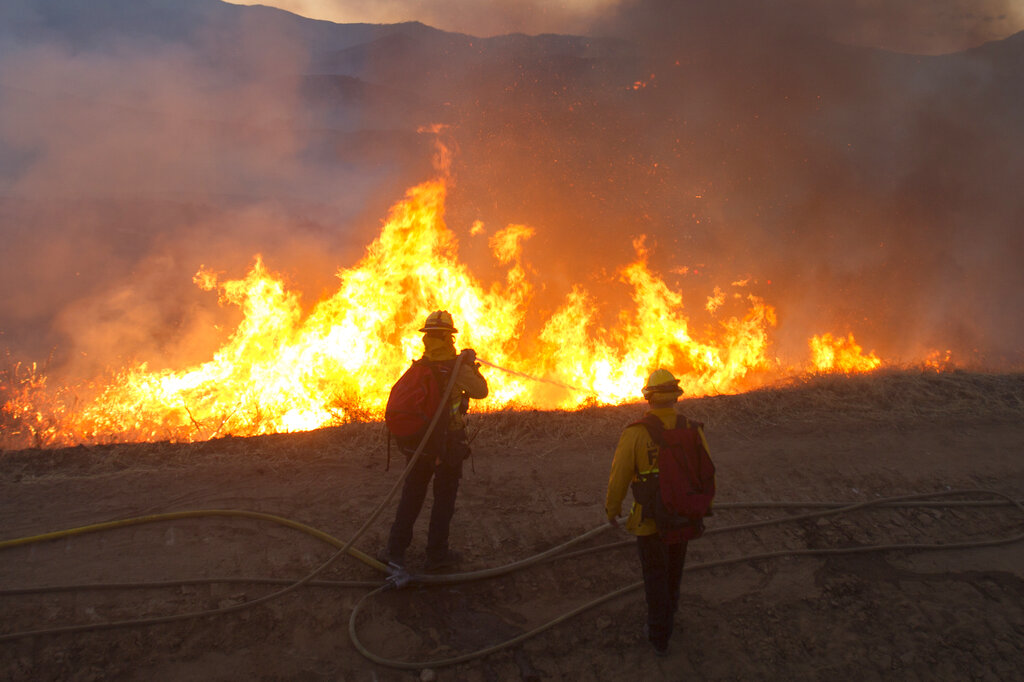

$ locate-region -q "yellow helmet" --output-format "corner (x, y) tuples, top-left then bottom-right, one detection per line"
(642, 368), (683, 400)
(419, 310), (458, 333)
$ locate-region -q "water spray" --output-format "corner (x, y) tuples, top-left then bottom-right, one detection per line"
(475, 358), (595, 396)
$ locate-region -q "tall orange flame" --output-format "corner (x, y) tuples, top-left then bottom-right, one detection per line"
(2, 157), (892, 448)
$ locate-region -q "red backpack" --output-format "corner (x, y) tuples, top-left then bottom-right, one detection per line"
(630, 414), (716, 542)
(384, 360), (442, 438)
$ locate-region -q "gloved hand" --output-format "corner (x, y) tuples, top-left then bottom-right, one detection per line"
(460, 348), (477, 363)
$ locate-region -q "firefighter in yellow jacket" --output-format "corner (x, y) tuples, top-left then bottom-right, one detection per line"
(605, 368), (713, 656)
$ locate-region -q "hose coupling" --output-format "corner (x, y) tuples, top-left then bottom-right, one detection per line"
(384, 565), (412, 589)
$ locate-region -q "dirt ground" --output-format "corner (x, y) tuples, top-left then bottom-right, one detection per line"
(2, 373), (1024, 681)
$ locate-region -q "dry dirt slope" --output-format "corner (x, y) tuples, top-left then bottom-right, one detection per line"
(1, 370), (1023, 681)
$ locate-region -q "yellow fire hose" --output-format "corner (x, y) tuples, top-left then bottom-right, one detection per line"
(347, 488), (1024, 669)
(1, 355), (1022, 668)
(2, 488), (1023, 672)
(0, 351), (468, 643)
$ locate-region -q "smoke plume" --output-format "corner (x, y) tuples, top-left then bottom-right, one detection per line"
(1, 0), (1022, 397)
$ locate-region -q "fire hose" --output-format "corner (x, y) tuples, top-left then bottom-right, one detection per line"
(475, 357), (595, 395)
(2, 489), (1024, 671)
(0, 352), (467, 642)
(2, 489), (1024, 663)
(0, 353), (1023, 669)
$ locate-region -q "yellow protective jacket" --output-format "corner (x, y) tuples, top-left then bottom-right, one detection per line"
(605, 406), (713, 536)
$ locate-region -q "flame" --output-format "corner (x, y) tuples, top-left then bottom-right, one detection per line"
(2, 157), (897, 448)
(923, 349), (954, 371)
(809, 332), (882, 374)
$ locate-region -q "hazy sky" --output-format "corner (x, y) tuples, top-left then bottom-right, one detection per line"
(227, 0), (1024, 52)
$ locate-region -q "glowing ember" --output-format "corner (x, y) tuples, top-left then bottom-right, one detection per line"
(1, 157), (895, 448)
(923, 349), (954, 371)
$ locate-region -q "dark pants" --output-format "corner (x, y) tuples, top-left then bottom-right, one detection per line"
(386, 451), (462, 562)
(637, 533), (688, 649)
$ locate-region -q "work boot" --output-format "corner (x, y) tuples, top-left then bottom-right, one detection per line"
(643, 624), (669, 657)
(424, 549), (462, 572)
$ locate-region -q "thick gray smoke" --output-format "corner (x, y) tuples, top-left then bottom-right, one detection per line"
(0, 0), (435, 379)
(1, 0), (1022, 386)
(570, 0), (1024, 365)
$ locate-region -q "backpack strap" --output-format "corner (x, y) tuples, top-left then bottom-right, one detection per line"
(629, 413), (704, 471)
(678, 415), (704, 430)
(628, 414), (666, 479)
(422, 358), (453, 415)
(630, 414), (666, 445)
(631, 412), (699, 444)
(416, 358), (450, 446)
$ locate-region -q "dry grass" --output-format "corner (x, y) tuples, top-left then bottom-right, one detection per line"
(468, 369), (1024, 451)
(2, 370), (1022, 458)
(691, 369), (1024, 430)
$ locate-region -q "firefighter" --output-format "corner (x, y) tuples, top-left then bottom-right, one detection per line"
(605, 368), (714, 656)
(380, 310), (488, 572)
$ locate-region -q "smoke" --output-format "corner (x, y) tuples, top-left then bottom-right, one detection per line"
(240, 0), (1024, 52)
(573, 0), (1024, 365)
(1, 0), (1022, 394)
(440, 0), (1024, 366)
(799, 0), (1024, 54)
(592, 0), (1024, 53)
(0, 3), (431, 379)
